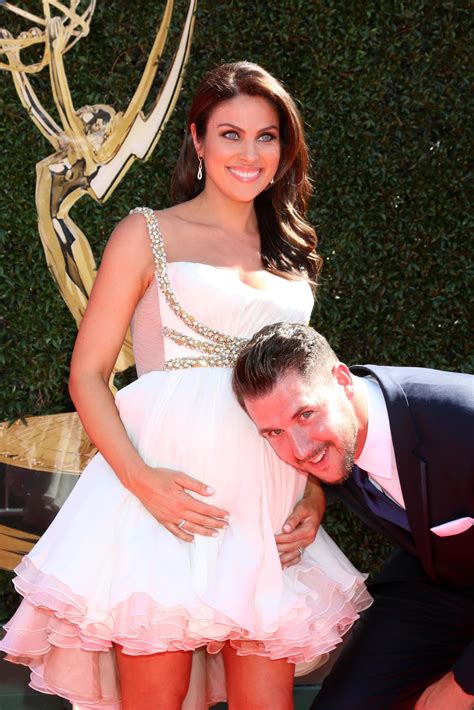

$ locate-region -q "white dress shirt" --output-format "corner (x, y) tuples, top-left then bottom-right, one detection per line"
(354, 377), (406, 509)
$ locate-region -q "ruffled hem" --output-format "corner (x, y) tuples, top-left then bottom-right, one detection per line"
(1, 556), (371, 707)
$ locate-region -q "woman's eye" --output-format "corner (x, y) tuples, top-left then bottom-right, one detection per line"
(223, 131), (239, 140)
(258, 133), (277, 142)
(301, 411), (313, 421)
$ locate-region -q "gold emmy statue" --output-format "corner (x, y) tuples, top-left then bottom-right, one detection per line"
(0, 0), (198, 569)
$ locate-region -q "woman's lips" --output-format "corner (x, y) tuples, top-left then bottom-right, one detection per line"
(227, 166), (263, 182)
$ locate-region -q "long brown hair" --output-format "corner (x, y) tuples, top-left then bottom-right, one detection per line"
(171, 61), (322, 285)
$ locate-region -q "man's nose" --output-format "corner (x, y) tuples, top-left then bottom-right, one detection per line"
(290, 431), (314, 461)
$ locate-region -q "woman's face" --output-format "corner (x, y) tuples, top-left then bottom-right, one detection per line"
(192, 94), (281, 203)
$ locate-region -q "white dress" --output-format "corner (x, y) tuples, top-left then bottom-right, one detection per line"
(0, 208), (371, 709)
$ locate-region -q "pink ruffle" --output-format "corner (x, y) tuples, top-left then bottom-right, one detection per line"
(1, 556), (371, 707)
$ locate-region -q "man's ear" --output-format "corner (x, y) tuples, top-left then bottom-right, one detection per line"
(190, 123), (203, 158)
(332, 362), (355, 399)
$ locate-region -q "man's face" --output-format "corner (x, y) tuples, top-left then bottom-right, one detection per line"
(244, 367), (359, 484)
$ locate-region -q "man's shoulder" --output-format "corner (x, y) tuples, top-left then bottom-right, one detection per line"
(351, 364), (472, 395)
(351, 364), (473, 429)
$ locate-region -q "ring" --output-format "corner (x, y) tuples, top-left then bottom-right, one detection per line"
(297, 546), (304, 556)
(177, 519), (186, 529)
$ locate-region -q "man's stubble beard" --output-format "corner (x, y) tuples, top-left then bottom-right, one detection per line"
(326, 409), (358, 486)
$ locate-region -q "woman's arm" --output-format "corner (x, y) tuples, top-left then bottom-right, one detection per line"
(69, 212), (229, 540)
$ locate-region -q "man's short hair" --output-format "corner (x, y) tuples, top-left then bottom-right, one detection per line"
(232, 323), (338, 408)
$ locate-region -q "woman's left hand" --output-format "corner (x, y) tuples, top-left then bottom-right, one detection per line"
(275, 477), (326, 569)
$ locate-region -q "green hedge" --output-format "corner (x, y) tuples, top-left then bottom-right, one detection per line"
(0, 1), (471, 618)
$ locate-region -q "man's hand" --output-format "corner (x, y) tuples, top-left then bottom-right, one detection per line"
(275, 477), (326, 568)
(415, 671), (474, 710)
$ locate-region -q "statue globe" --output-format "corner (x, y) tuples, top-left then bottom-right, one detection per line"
(0, 0), (96, 73)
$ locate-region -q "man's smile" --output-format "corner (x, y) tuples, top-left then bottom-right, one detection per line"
(307, 446), (328, 466)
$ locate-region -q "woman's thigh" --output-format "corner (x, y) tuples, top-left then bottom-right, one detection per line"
(222, 642), (295, 710)
(115, 645), (193, 710)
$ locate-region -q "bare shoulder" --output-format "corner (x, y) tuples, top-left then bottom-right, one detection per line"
(108, 210), (151, 248)
(101, 210), (155, 281)
(154, 204), (190, 231)
(153, 203), (198, 261)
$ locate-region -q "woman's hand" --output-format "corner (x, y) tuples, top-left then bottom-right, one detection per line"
(275, 476), (326, 568)
(129, 464), (230, 542)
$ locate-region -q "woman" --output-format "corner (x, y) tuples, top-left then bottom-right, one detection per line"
(1, 62), (371, 709)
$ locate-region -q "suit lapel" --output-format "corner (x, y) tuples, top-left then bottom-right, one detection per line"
(350, 366), (436, 581)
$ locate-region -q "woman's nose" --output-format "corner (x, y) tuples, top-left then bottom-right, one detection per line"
(239, 139), (258, 161)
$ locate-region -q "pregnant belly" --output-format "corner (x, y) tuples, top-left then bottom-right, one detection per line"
(114, 368), (306, 526)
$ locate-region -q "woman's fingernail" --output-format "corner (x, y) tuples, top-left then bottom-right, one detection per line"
(212, 531), (219, 537)
(206, 486), (215, 494)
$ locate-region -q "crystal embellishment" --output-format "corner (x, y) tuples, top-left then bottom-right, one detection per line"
(130, 207), (248, 370)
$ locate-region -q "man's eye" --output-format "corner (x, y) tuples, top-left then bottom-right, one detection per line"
(223, 130), (239, 140)
(258, 133), (277, 142)
(301, 411), (313, 420)
(269, 429), (283, 437)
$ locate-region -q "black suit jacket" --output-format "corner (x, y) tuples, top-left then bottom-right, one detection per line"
(330, 365), (474, 690)
(336, 365), (474, 586)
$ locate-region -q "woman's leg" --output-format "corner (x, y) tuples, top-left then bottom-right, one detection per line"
(115, 645), (193, 710)
(222, 642), (295, 710)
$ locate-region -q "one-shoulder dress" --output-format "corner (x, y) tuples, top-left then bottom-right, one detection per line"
(0, 208), (371, 709)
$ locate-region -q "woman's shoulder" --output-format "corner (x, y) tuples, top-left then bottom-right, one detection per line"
(101, 209), (157, 276)
(150, 204), (200, 261)
(110, 205), (184, 243)
(107, 210), (151, 249)
(153, 204), (194, 228)
(107, 204), (195, 264)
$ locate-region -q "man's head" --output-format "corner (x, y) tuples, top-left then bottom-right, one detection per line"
(232, 323), (367, 484)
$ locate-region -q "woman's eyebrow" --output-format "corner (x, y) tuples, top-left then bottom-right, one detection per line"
(216, 122), (279, 132)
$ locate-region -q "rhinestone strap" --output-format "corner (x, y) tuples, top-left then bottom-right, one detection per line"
(130, 207), (248, 369)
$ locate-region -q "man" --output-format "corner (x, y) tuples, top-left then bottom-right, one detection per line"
(232, 322), (474, 710)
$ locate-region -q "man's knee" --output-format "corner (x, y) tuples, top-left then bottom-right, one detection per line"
(310, 676), (385, 710)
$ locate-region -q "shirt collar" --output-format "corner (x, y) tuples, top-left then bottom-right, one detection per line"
(355, 377), (393, 479)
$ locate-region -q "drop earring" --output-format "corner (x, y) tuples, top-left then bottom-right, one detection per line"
(197, 157), (203, 180)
